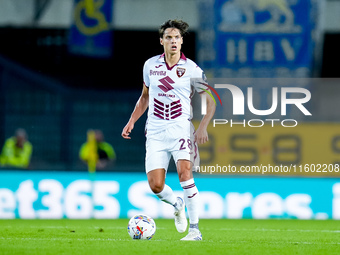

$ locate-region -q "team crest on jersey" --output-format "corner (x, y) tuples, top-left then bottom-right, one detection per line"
(176, 67), (186, 78)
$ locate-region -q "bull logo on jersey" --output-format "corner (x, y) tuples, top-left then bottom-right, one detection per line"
(176, 67), (186, 78)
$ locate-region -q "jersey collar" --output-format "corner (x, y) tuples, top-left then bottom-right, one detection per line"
(158, 52), (187, 70)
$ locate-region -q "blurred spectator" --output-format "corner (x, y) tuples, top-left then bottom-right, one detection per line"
(79, 129), (116, 170)
(0, 128), (33, 169)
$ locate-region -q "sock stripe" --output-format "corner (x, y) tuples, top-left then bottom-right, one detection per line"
(188, 192), (197, 198)
(183, 183), (196, 189)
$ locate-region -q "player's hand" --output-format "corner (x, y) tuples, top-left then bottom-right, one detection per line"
(194, 127), (209, 145)
(122, 122), (134, 139)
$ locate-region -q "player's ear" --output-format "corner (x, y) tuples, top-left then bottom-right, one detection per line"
(160, 37), (163, 45)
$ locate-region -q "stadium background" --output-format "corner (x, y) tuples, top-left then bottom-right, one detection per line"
(0, 0), (340, 220)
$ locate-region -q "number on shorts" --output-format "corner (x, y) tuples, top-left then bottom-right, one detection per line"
(179, 139), (192, 150)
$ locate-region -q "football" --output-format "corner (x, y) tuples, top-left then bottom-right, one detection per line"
(127, 214), (156, 240)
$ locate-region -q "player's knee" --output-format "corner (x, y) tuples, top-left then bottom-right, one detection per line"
(177, 160), (192, 182)
(178, 169), (192, 182)
(149, 180), (164, 194)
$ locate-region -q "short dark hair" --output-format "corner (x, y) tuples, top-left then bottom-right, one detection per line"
(159, 19), (189, 38)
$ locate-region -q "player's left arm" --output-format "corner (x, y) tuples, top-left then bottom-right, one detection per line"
(195, 93), (215, 144)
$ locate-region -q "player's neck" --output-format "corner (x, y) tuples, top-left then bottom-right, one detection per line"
(164, 52), (181, 69)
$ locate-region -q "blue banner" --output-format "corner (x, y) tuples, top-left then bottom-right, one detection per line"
(198, 0), (320, 78)
(0, 171), (339, 219)
(68, 0), (114, 58)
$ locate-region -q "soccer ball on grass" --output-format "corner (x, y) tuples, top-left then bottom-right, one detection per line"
(127, 214), (156, 240)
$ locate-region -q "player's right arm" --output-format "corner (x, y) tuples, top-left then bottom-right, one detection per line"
(121, 84), (149, 139)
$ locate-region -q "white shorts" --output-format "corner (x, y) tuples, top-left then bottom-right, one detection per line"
(145, 122), (200, 173)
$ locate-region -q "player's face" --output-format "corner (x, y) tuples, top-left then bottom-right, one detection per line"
(160, 28), (183, 55)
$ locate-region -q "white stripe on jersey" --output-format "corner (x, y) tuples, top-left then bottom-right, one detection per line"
(143, 53), (207, 136)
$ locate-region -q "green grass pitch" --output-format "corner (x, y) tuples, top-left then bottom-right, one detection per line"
(1, 219), (340, 255)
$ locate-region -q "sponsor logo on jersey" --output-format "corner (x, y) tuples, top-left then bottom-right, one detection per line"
(158, 93), (175, 98)
(150, 70), (166, 76)
(176, 67), (186, 78)
(158, 76), (175, 93)
(155, 65), (163, 68)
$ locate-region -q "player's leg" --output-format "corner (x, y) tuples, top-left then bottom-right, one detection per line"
(177, 159), (202, 241)
(145, 135), (186, 232)
(146, 139), (176, 204)
(147, 168), (186, 232)
(171, 122), (202, 240)
(147, 168), (176, 204)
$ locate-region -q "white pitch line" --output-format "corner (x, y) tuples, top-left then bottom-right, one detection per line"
(2, 226), (339, 233)
(0, 237), (339, 245)
(0, 226), (165, 230)
(0, 237), (130, 242)
(0, 237), (164, 242)
(216, 228), (340, 233)
(2, 225), (338, 233)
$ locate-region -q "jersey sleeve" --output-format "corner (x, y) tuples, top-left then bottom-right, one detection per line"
(190, 66), (209, 93)
(143, 60), (150, 88)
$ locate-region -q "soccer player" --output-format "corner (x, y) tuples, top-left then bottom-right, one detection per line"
(122, 19), (215, 241)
